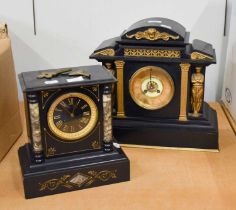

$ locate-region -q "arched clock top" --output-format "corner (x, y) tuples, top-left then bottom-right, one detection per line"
(121, 17), (186, 42)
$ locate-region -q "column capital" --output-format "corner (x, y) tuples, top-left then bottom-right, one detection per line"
(114, 60), (125, 68)
(180, 63), (191, 72)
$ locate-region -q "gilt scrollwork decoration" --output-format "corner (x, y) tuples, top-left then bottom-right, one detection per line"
(126, 28), (179, 41)
(91, 140), (100, 149)
(39, 170), (117, 191)
(191, 52), (213, 60)
(47, 147), (56, 156)
(94, 48), (115, 56)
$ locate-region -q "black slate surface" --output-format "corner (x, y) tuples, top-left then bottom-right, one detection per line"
(19, 65), (116, 92)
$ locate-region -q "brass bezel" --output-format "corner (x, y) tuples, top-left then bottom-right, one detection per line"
(129, 66), (175, 110)
(47, 92), (98, 141)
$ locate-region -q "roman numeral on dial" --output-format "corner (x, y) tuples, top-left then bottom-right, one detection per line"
(54, 115), (61, 120)
(56, 120), (63, 128)
(60, 101), (68, 108)
(68, 98), (74, 105)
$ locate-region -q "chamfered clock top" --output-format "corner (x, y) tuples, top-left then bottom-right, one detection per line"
(19, 65), (116, 92)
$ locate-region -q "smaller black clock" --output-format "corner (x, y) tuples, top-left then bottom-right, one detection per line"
(18, 65), (130, 199)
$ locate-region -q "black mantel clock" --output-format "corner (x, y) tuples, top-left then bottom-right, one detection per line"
(90, 17), (218, 151)
(18, 65), (130, 199)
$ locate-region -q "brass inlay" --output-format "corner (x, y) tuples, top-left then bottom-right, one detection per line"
(94, 48), (115, 56)
(47, 147), (56, 156)
(191, 67), (204, 117)
(114, 60), (125, 117)
(41, 89), (61, 110)
(91, 140), (100, 149)
(126, 28), (179, 41)
(179, 63), (191, 121)
(124, 48), (181, 58)
(0, 23), (8, 39)
(121, 144), (219, 152)
(191, 52), (213, 60)
(39, 170), (117, 191)
(129, 66), (175, 110)
(47, 92), (98, 141)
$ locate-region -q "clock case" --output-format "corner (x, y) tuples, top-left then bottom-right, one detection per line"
(18, 65), (130, 199)
(90, 17), (218, 151)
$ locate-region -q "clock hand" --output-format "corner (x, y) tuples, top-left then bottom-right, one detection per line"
(60, 104), (73, 117)
(150, 68), (152, 82)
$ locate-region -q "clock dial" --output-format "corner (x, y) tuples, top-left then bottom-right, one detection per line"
(129, 66), (174, 110)
(47, 92), (98, 141)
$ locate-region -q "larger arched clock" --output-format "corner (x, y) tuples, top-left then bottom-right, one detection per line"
(18, 65), (130, 198)
(90, 17), (218, 151)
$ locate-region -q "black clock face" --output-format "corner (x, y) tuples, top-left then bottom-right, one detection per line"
(47, 92), (98, 141)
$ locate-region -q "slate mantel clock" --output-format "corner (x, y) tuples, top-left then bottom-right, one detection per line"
(18, 65), (130, 199)
(90, 17), (218, 151)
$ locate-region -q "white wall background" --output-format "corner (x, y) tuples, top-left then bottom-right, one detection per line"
(222, 0), (236, 120)
(0, 0), (226, 101)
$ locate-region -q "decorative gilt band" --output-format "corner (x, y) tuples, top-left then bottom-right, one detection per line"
(114, 60), (125, 118)
(0, 23), (8, 39)
(94, 48), (115, 56)
(191, 52), (213, 60)
(126, 28), (179, 41)
(39, 170), (117, 191)
(179, 63), (191, 121)
(124, 48), (181, 58)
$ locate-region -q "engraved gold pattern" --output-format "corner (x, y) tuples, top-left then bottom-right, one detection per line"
(91, 140), (100, 149)
(41, 89), (61, 110)
(179, 63), (191, 121)
(114, 60), (125, 118)
(47, 92), (98, 141)
(42, 91), (49, 98)
(126, 28), (179, 41)
(191, 67), (204, 117)
(39, 170), (117, 191)
(94, 48), (115, 56)
(191, 52), (213, 60)
(47, 147), (56, 156)
(124, 48), (181, 58)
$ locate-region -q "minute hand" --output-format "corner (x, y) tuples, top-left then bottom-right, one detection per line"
(150, 68), (152, 82)
(60, 105), (72, 116)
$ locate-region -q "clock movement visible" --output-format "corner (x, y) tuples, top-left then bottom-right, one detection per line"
(90, 17), (218, 151)
(18, 65), (130, 199)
